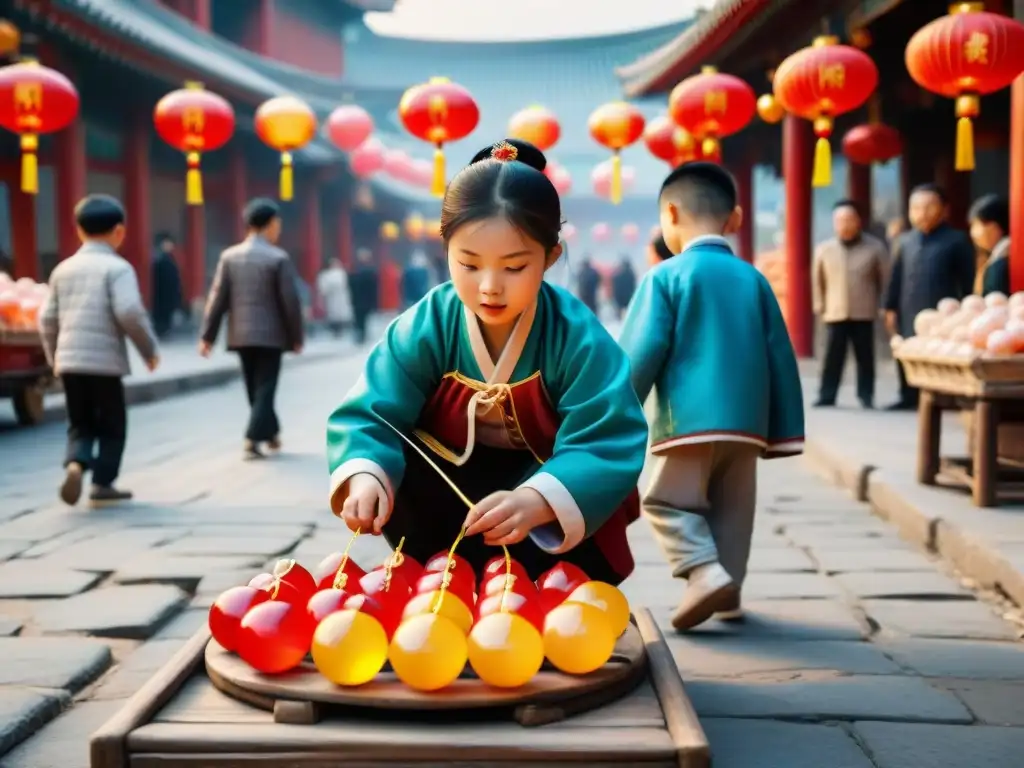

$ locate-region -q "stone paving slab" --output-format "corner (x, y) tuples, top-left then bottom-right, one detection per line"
(687, 675), (972, 723)
(936, 679), (1024, 726)
(701, 718), (875, 768)
(0, 638), (111, 692)
(852, 721), (1024, 768)
(28, 529), (187, 573)
(112, 554), (265, 589)
(833, 571), (972, 600)
(0, 698), (122, 767)
(745, 547), (817, 573)
(89, 639), (186, 702)
(0, 618), (22, 637)
(812, 548), (940, 573)
(155, 535), (304, 558)
(0, 564), (102, 598)
(669, 637), (901, 678)
(0, 688), (68, 757)
(684, 599), (869, 640)
(738, 573), (845, 600)
(0, 542), (29, 562)
(34, 584), (188, 639)
(874, 639), (1024, 679)
(152, 609), (207, 641)
(863, 600), (1019, 640)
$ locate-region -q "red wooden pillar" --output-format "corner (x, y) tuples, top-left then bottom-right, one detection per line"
(228, 146), (248, 243)
(192, 0), (211, 29)
(256, 0), (275, 56)
(734, 159), (754, 263)
(184, 206), (206, 305)
(847, 162), (872, 225)
(782, 114), (814, 358)
(337, 194), (353, 269)
(123, 113), (152, 305)
(54, 117), (87, 259)
(9, 187), (38, 280)
(301, 181), (323, 285)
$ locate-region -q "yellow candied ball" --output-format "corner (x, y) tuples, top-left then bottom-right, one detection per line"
(467, 612), (544, 689)
(543, 602), (615, 675)
(565, 581), (631, 637)
(402, 589), (473, 635)
(389, 613), (468, 691)
(311, 609), (388, 686)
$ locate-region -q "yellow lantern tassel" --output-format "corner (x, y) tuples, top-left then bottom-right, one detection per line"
(185, 152), (203, 206)
(280, 152), (294, 201)
(20, 134), (38, 194)
(610, 153), (622, 205)
(812, 137), (832, 187)
(955, 116), (975, 172)
(431, 146), (446, 198)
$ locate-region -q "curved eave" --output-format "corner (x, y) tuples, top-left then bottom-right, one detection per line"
(616, 0), (773, 97)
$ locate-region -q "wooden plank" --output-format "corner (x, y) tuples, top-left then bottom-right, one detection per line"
(632, 608), (711, 768)
(92, 627), (212, 768)
(154, 678), (272, 725)
(126, 723), (677, 761)
(131, 757), (675, 767)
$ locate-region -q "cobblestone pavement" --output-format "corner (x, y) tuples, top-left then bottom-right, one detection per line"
(0, 351), (1022, 767)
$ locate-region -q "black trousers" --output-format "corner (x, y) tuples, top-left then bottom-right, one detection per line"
(238, 347), (282, 442)
(818, 320), (876, 405)
(896, 360), (919, 407)
(62, 373), (127, 487)
(352, 311), (369, 345)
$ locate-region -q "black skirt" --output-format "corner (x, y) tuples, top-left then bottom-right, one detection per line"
(382, 442), (621, 585)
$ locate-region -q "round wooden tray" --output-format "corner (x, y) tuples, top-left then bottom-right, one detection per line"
(206, 619), (648, 727)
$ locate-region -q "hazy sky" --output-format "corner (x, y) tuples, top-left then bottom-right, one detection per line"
(365, 0), (716, 41)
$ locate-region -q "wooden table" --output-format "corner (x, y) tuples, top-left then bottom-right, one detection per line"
(899, 350), (1024, 507)
(90, 608), (710, 767)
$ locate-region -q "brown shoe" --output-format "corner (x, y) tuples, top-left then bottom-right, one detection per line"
(713, 592), (744, 622)
(265, 436), (282, 454)
(59, 462), (84, 506)
(671, 562), (739, 631)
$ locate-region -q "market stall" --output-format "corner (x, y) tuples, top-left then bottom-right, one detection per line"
(0, 274), (50, 425)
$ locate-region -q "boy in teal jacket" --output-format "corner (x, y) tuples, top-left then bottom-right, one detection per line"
(619, 162), (805, 631)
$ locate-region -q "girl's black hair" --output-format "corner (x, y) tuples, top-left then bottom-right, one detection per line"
(440, 138), (562, 251)
(651, 232), (674, 262)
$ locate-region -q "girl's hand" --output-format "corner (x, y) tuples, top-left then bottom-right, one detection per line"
(464, 488), (556, 546)
(340, 473), (388, 535)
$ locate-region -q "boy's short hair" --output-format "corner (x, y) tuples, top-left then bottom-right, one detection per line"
(74, 194), (126, 236)
(659, 162), (737, 225)
(651, 232), (674, 262)
(968, 194), (1009, 234)
(832, 198), (861, 216)
(910, 183), (946, 203)
(243, 198), (280, 230)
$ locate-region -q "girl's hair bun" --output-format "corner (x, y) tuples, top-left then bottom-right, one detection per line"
(469, 138), (547, 173)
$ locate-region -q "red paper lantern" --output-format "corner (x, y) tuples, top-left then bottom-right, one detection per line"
(773, 36), (878, 187)
(668, 66), (756, 163)
(906, 2), (1024, 171)
(545, 161), (572, 195)
(153, 81), (234, 205)
(621, 223), (640, 244)
(399, 77), (480, 196)
(592, 161), (635, 200)
(255, 95), (318, 201)
(349, 137), (385, 179)
(508, 105), (560, 151)
(326, 104), (374, 152)
(842, 123), (903, 165)
(643, 115), (698, 166)
(0, 60), (79, 194)
(383, 149), (413, 182)
(591, 223), (611, 243)
(587, 101), (645, 205)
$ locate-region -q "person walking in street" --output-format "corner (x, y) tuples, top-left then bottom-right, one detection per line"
(576, 255), (601, 314)
(199, 198), (304, 461)
(611, 255), (637, 320)
(968, 194), (1010, 297)
(619, 162), (804, 631)
(150, 232), (184, 340)
(348, 248), (378, 345)
(316, 258), (353, 338)
(812, 200), (887, 409)
(883, 184), (975, 410)
(40, 194), (160, 507)
(400, 250), (432, 309)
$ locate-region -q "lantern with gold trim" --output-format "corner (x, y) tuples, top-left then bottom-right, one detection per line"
(0, 21), (21, 57)
(0, 59), (79, 194)
(773, 36), (878, 187)
(404, 212), (426, 242)
(507, 105), (560, 151)
(255, 95), (318, 201)
(905, 2), (1024, 171)
(668, 66), (756, 164)
(643, 114), (698, 166)
(588, 101), (645, 204)
(756, 93), (785, 124)
(380, 221), (400, 242)
(399, 77), (480, 197)
(153, 82), (234, 205)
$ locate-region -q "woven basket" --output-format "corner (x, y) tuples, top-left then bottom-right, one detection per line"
(895, 348), (1024, 399)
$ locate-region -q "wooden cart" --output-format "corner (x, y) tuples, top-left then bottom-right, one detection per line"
(0, 328), (51, 425)
(90, 608), (709, 767)
(897, 347), (1024, 506)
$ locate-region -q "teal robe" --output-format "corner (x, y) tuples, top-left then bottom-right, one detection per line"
(619, 236), (805, 456)
(326, 282), (648, 581)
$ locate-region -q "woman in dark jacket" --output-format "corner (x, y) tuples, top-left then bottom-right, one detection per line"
(968, 194), (1010, 296)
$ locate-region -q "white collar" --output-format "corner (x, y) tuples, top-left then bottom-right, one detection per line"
(464, 301), (537, 384)
(681, 234), (732, 253)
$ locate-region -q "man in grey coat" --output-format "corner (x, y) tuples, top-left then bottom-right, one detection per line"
(200, 198), (304, 460)
(40, 195), (160, 507)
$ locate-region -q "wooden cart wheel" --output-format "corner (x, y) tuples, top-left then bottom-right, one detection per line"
(13, 382), (45, 425)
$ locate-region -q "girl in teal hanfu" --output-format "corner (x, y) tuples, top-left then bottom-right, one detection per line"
(325, 139), (648, 585)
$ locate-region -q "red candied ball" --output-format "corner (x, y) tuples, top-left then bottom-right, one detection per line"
(415, 569), (476, 608)
(480, 572), (537, 600)
(481, 554), (530, 586)
(248, 572), (308, 606)
(424, 551), (473, 581)
(536, 587), (570, 615)
(475, 590), (545, 633)
(314, 551), (366, 592)
(306, 588), (351, 625)
(343, 592), (403, 639)
(271, 559), (317, 597)
(359, 567), (412, 603)
(537, 562), (589, 594)
(209, 586), (268, 652)
(236, 600), (313, 674)
(386, 550), (424, 585)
